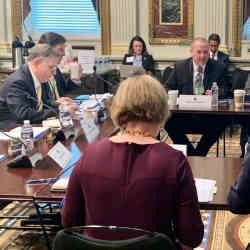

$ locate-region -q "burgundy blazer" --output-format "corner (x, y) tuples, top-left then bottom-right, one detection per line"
(62, 138), (204, 248)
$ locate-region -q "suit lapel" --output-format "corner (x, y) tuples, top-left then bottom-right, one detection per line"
(23, 64), (37, 98)
(188, 59), (194, 93)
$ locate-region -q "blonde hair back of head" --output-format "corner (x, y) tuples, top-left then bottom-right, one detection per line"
(111, 74), (168, 128)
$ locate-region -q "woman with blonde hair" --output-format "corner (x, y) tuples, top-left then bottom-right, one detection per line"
(62, 74), (204, 250)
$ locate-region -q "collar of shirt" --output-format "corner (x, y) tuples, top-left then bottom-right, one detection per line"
(210, 50), (218, 60)
(28, 63), (41, 95)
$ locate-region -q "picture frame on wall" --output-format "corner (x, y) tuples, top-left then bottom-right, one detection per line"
(149, 0), (194, 45)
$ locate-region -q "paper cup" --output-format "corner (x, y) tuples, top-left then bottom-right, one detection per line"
(70, 63), (80, 80)
(234, 89), (245, 108)
(168, 90), (179, 106)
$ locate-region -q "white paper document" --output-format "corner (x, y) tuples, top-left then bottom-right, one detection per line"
(195, 178), (216, 202)
(78, 49), (95, 74)
(0, 127), (49, 141)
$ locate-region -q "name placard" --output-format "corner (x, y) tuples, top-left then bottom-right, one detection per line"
(48, 142), (72, 169)
(178, 95), (212, 109)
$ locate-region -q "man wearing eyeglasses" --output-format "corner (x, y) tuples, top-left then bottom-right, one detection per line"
(0, 44), (61, 128)
(38, 32), (81, 106)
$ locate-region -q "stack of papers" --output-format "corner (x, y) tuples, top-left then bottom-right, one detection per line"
(195, 178), (216, 202)
(0, 127), (49, 141)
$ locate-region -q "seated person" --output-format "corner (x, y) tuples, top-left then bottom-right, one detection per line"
(122, 35), (155, 75)
(228, 138), (250, 214)
(165, 37), (230, 156)
(208, 33), (232, 98)
(0, 44), (61, 129)
(38, 32), (81, 102)
(62, 74), (204, 249)
(232, 69), (250, 157)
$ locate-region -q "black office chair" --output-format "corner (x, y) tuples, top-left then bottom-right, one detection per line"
(53, 225), (178, 250)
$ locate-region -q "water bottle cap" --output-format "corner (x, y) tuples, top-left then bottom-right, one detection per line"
(24, 120), (30, 125)
(212, 82), (217, 87)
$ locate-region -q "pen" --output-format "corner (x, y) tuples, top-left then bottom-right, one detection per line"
(26, 178), (56, 185)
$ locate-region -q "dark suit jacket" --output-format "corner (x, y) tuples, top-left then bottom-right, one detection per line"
(216, 51), (230, 68)
(0, 64), (58, 128)
(122, 53), (155, 75)
(43, 68), (79, 102)
(228, 137), (250, 214)
(167, 58), (229, 99)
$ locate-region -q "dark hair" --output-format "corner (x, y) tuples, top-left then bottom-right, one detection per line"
(128, 36), (149, 56)
(38, 32), (66, 47)
(208, 33), (221, 45)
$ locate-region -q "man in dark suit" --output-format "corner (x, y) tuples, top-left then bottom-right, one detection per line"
(208, 33), (230, 67)
(0, 44), (60, 128)
(165, 37), (230, 156)
(38, 32), (80, 102)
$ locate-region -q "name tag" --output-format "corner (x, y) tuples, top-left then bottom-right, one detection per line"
(178, 95), (212, 109)
(126, 56), (134, 63)
(48, 142), (72, 169)
(81, 119), (100, 142)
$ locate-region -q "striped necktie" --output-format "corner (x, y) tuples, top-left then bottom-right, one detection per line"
(36, 85), (43, 111)
(49, 76), (60, 100)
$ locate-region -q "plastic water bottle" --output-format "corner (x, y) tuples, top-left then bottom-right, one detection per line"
(211, 82), (219, 106)
(59, 103), (74, 129)
(21, 120), (34, 154)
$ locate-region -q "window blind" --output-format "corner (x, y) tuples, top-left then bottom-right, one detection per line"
(31, 0), (100, 36)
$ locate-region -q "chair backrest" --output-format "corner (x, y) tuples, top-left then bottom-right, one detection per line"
(53, 225), (177, 250)
(162, 66), (174, 85)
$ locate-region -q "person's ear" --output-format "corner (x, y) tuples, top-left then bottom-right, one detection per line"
(32, 57), (43, 67)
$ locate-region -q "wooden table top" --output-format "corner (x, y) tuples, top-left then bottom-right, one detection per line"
(0, 118), (117, 201)
(34, 157), (242, 210)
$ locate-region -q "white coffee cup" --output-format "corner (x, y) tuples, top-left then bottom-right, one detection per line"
(70, 62), (80, 80)
(234, 89), (245, 108)
(168, 90), (179, 106)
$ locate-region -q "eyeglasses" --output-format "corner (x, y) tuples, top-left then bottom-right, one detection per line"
(48, 65), (57, 72)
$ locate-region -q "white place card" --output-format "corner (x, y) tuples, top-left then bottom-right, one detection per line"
(48, 142), (72, 169)
(178, 95), (212, 109)
(81, 119), (100, 142)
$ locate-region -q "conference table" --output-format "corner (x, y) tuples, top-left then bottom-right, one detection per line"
(0, 114), (242, 210)
(167, 103), (250, 156)
(34, 156), (241, 211)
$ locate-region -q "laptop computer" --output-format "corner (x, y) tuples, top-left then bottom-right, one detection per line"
(119, 64), (145, 79)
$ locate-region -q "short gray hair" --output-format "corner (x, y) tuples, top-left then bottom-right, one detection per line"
(27, 44), (60, 61)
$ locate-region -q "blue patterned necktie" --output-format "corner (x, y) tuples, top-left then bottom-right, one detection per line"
(194, 66), (204, 95)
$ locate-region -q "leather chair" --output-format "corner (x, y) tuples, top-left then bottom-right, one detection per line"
(53, 225), (178, 250)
